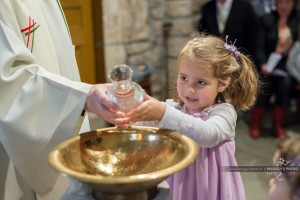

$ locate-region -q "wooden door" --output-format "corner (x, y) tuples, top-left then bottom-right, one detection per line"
(60, 0), (105, 84)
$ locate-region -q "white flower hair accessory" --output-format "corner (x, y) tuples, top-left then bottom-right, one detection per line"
(224, 35), (240, 58)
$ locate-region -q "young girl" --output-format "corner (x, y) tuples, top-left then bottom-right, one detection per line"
(126, 33), (260, 200)
(269, 135), (300, 200)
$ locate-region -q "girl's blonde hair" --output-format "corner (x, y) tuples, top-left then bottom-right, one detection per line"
(176, 32), (260, 111)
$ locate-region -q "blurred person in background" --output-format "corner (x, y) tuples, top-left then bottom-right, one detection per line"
(198, 0), (260, 65)
(268, 135), (300, 200)
(250, 0), (299, 138)
(251, 0), (276, 17)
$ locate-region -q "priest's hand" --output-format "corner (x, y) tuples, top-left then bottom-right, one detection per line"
(85, 83), (130, 127)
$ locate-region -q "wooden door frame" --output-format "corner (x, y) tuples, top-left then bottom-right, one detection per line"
(91, 0), (106, 83)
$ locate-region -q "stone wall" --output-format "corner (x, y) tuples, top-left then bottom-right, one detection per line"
(102, 0), (207, 100)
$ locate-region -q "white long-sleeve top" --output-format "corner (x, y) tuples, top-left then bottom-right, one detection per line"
(136, 99), (237, 148)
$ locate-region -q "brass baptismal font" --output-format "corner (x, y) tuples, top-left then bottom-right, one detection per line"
(49, 126), (199, 200)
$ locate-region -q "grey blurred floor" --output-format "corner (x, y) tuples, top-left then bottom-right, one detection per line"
(88, 110), (300, 200)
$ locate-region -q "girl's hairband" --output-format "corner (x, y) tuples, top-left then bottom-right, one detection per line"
(224, 35), (240, 58)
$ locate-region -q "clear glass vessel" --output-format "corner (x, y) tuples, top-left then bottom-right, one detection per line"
(108, 64), (144, 113)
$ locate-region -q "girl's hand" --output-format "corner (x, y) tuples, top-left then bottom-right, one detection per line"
(126, 93), (166, 123)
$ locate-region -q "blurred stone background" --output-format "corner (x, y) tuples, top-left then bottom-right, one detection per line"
(102, 0), (207, 100)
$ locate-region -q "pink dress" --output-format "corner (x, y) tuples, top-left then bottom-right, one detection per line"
(167, 139), (245, 200)
(136, 100), (246, 200)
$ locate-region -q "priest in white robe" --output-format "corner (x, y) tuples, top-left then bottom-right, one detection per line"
(0, 0), (129, 199)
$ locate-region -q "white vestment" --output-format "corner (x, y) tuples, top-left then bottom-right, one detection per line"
(0, 0), (93, 199)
